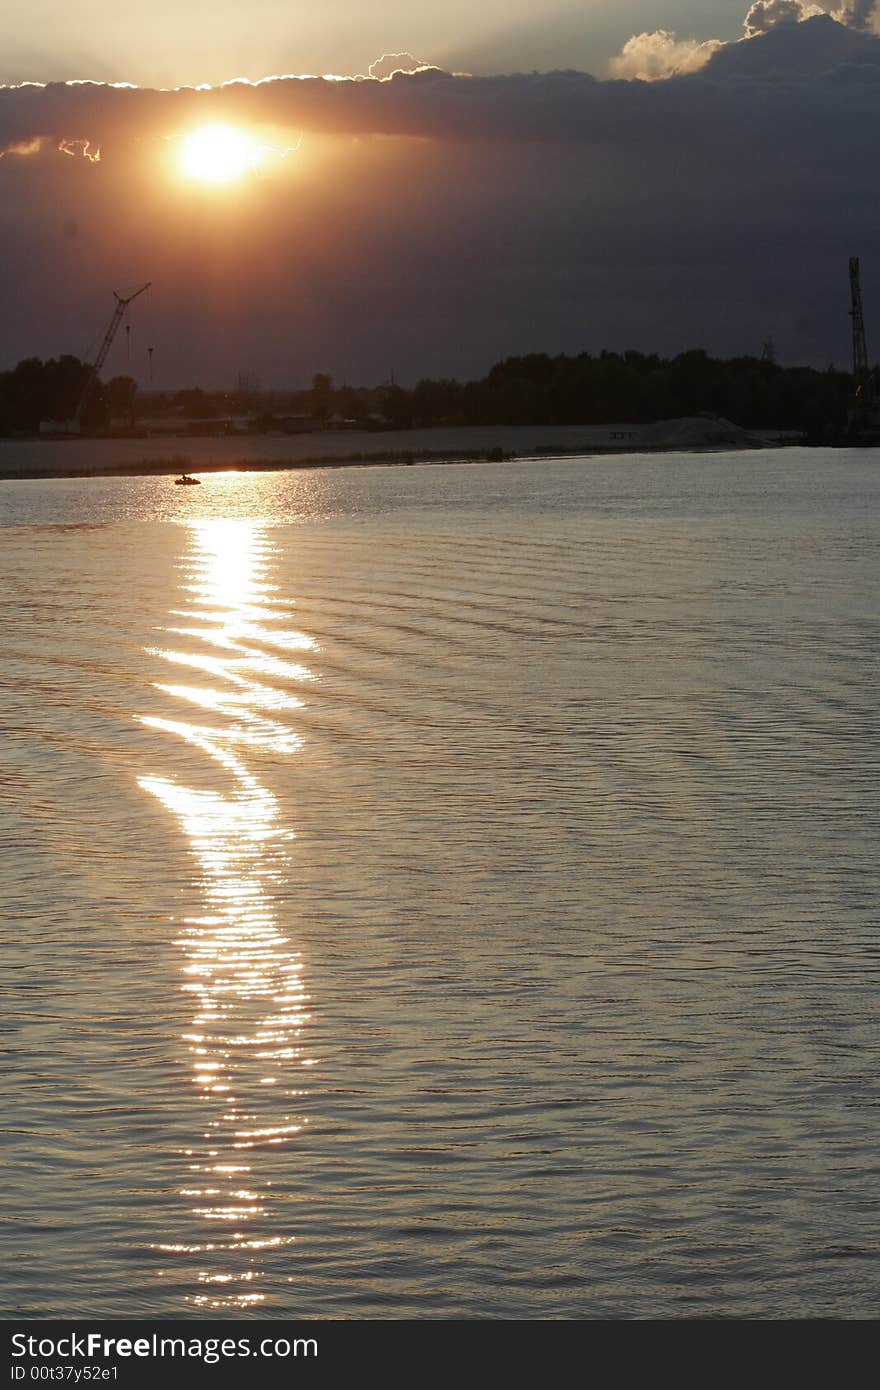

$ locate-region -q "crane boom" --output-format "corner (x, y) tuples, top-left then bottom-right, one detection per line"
(845, 257), (880, 444)
(74, 281), (151, 426)
(849, 256), (869, 394)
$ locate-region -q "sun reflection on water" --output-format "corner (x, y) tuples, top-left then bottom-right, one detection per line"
(137, 518), (315, 1308)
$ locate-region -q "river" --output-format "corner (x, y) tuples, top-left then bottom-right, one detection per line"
(1, 449), (878, 1317)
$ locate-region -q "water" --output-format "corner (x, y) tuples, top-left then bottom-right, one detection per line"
(1, 449), (878, 1319)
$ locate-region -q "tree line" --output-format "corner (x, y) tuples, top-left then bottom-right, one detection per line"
(398, 351), (856, 439)
(0, 355), (137, 434)
(0, 348), (860, 439)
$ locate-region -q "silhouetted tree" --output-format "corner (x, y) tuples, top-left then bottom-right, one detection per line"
(0, 355), (93, 432)
(105, 375), (138, 428)
(310, 373), (333, 421)
(0, 347), (857, 439)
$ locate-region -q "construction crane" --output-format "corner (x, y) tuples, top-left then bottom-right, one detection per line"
(849, 257), (870, 396)
(846, 258), (880, 445)
(73, 282), (151, 429)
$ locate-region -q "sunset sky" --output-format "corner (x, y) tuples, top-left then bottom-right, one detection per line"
(1, 1), (879, 387)
(1, 1), (751, 87)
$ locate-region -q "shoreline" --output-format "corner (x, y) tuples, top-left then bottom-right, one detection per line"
(0, 418), (798, 482)
(0, 442), (778, 482)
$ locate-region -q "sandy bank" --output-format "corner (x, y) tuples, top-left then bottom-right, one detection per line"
(0, 418), (775, 481)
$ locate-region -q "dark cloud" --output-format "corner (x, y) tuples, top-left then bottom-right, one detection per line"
(743, 0), (879, 36)
(744, 2), (828, 40)
(715, 9), (880, 69)
(0, 15), (876, 157)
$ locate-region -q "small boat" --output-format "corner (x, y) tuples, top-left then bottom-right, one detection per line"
(174, 473), (200, 486)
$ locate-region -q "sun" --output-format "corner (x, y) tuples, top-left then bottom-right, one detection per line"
(178, 125), (258, 183)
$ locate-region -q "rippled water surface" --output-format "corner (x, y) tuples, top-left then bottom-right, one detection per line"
(2, 451), (879, 1318)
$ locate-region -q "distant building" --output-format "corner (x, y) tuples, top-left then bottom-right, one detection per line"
(247, 414), (323, 434)
(137, 415), (249, 436)
(281, 414), (323, 433)
(182, 417), (244, 437)
(281, 415), (323, 433)
(39, 418), (72, 435)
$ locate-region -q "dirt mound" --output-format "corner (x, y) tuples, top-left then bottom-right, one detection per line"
(641, 416), (759, 449)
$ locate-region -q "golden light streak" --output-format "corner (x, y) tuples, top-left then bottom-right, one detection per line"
(139, 516), (316, 1307)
